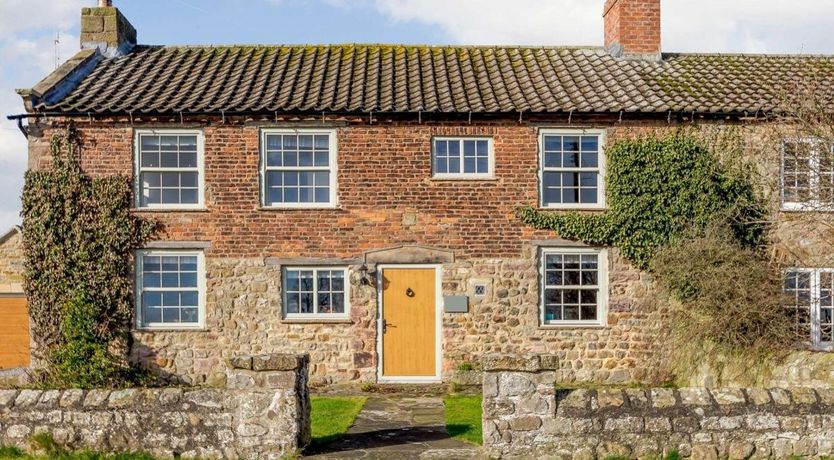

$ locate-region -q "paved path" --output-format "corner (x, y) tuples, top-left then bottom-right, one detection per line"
(303, 396), (482, 459)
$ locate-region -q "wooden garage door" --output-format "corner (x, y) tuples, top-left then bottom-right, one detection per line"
(0, 297), (30, 369)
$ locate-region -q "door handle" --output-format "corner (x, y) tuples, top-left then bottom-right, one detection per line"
(382, 319), (395, 334)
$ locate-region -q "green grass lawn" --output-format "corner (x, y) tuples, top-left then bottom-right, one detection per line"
(310, 396), (367, 446)
(443, 394), (482, 445)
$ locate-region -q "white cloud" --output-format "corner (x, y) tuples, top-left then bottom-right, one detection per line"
(0, 1), (86, 232)
(373, 0), (834, 54)
(0, 0), (87, 36)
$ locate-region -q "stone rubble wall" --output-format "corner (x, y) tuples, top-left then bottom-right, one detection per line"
(0, 354), (311, 460)
(0, 228), (24, 294)
(482, 355), (834, 460)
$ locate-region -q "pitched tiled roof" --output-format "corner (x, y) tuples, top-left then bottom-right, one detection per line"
(30, 44), (834, 115)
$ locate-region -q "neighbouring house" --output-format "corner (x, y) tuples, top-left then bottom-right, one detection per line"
(0, 227), (29, 370)
(11, 0), (834, 386)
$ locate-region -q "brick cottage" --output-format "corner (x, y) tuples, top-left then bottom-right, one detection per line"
(12, 0), (834, 386)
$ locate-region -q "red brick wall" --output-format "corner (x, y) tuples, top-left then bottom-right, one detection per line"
(604, 0), (661, 56)
(31, 121), (571, 259)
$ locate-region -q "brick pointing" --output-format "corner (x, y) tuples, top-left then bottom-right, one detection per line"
(31, 123), (559, 259)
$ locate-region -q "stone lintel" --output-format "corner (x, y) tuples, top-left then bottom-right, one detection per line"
(264, 257), (362, 266)
(482, 354), (560, 372)
(528, 239), (594, 248)
(144, 240), (212, 250)
(364, 244), (454, 264)
(227, 353), (310, 371)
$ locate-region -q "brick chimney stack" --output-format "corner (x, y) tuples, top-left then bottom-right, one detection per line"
(81, 1), (136, 57)
(603, 0), (661, 60)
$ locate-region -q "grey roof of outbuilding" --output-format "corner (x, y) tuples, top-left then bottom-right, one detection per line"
(23, 44), (834, 115)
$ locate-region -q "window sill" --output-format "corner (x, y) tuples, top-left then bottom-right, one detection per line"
(430, 177), (498, 182)
(135, 327), (207, 332)
(132, 208), (210, 213)
(259, 205), (341, 211)
(281, 318), (353, 325)
(780, 205), (834, 213)
(537, 207), (607, 212)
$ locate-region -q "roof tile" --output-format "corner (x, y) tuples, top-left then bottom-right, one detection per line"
(35, 44), (834, 115)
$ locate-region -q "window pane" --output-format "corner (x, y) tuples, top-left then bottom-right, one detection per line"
(581, 153), (598, 168)
(544, 136), (561, 152)
(563, 305), (580, 320)
(141, 151), (160, 168)
(435, 158), (448, 174)
(580, 304), (597, 320)
(143, 307), (162, 323)
(463, 157), (476, 173)
(300, 292), (314, 313)
(477, 158), (489, 173)
(581, 136), (598, 152)
(143, 291), (162, 308)
(463, 140), (476, 155)
(286, 293), (299, 313)
(266, 134), (281, 150)
(562, 151), (579, 167)
(580, 188), (598, 204)
(141, 135), (160, 150)
(563, 136), (580, 152)
(331, 293), (345, 313)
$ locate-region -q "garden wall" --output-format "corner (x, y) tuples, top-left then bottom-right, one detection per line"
(482, 354), (834, 459)
(0, 353), (310, 460)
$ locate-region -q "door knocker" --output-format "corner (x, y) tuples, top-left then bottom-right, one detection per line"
(405, 287), (415, 297)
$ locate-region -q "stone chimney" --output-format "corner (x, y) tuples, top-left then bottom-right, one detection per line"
(80, 1), (136, 57)
(603, 0), (661, 60)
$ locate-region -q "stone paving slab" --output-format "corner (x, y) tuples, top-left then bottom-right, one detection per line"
(304, 396), (482, 459)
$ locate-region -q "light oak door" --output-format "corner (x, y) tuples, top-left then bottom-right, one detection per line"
(0, 297), (30, 369)
(381, 268), (437, 378)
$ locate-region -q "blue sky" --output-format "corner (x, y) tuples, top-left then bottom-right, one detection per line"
(118, 1), (444, 46)
(2, 0), (834, 232)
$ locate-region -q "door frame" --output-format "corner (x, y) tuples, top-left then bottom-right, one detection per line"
(376, 264), (443, 383)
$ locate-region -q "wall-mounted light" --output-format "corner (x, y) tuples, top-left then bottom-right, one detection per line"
(359, 263), (377, 286)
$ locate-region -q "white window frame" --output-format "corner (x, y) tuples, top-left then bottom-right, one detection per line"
(785, 268), (834, 350)
(282, 266), (350, 320)
(781, 138), (834, 212)
(260, 128), (338, 209)
(538, 129), (607, 210)
(539, 247), (609, 327)
(133, 129), (205, 210)
(431, 137), (495, 179)
(134, 249), (206, 331)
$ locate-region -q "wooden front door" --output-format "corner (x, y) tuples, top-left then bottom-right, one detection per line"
(0, 297), (30, 369)
(381, 268), (437, 378)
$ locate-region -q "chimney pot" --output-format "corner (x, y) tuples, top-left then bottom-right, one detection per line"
(98, 0), (112, 7)
(603, 0), (661, 60)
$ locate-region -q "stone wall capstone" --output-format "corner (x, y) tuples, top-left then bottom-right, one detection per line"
(482, 354), (834, 460)
(0, 353), (311, 459)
